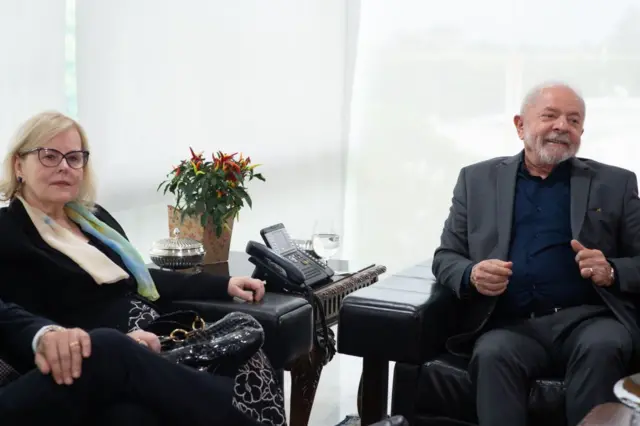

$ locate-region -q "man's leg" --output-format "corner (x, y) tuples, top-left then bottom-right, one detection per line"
(558, 316), (633, 426)
(0, 328), (257, 426)
(469, 326), (550, 426)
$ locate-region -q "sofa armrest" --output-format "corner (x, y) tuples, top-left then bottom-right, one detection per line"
(170, 292), (313, 370)
(337, 260), (459, 365)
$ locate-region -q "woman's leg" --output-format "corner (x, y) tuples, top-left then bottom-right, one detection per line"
(96, 403), (163, 426)
(232, 349), (287, 426)
(0, 328), (257, 426)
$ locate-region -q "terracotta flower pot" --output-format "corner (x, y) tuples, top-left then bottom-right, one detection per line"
(167, 205), (234, 264)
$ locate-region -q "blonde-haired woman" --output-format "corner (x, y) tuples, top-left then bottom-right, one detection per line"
(0, 111), (286, 426)
(0, 110), (97, 207)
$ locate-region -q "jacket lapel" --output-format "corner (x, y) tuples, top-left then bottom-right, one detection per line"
(569, 158), (593, 239)
(495, 155), (520, 259)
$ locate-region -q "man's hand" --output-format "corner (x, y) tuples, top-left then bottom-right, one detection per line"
(228, 276), (266, 302)
(35, 327), (91, 386)
(571, 240), (614, 287)
(127, 330), (161, 353)
(470, 259), (513, 296)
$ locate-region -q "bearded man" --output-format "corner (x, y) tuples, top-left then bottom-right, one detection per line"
(433, 81), (640, 426)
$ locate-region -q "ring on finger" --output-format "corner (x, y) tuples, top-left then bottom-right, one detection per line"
(69, 341), (80, 348)
(589, 267), (594, 275)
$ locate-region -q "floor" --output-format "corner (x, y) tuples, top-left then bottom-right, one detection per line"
(282, 325), (396, 426)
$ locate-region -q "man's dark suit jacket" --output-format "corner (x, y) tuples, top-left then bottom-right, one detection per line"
(433, 153), (640, 355)
(0, 299), (53, 374)
(0, 200), (232, 333)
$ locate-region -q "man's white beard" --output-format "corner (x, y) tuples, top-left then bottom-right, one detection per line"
(525, 132), (579, 166)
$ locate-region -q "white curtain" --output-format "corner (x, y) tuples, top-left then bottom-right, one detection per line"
(345, 0), (640, 273)
(0, 0), (68, 151)
(74, 0), (348, 258)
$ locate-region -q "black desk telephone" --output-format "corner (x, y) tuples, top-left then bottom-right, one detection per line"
(247, 224), (336, 363)
(245, 223), (334, 292)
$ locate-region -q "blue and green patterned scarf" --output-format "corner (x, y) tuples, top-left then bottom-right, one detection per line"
(65, 202), (161, 301)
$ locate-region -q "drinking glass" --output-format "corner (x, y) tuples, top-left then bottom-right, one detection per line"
(311, 219), (340, 264)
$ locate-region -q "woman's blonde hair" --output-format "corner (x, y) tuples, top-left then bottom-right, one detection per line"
(0, 111), (97, 207)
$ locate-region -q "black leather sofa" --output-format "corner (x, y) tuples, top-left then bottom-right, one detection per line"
(338, 260), (567, 426)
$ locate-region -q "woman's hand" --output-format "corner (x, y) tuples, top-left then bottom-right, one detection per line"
(228, 276), (266, 302)
(127, 330), (161, 353)
(35, 327), (91, 385)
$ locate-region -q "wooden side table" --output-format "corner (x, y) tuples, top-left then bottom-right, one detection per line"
(579, 403), (637, 425)
(288, 263), (387, 426)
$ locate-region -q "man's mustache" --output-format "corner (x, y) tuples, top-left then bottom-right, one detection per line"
(543, 132), (571, 144)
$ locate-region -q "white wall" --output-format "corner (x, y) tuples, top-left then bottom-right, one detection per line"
(0, 0), (67, 148)
(75, 0), (348, 260)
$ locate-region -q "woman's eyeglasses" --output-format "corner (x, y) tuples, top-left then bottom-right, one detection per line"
(20, 148), (90, 170)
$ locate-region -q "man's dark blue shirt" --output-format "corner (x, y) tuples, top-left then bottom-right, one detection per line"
(464, 156), (602, 318)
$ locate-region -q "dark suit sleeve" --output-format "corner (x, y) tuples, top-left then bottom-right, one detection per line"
(96, 205), (232, 302)
(609, 172), (640, 293)
(0, 299), (56, 372)
(432, 168), (476, 298)
(150, 269), (232, 301)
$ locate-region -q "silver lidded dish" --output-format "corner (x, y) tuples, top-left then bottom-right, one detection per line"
(149, 228), (205, 270)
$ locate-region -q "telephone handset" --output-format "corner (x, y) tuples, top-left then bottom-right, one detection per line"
(246, 241), (306, 286)
(246, 223), (334, 292)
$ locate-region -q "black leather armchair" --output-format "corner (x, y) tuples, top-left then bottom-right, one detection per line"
(338, 260), (567, 426)
(0, 292), (313, 425)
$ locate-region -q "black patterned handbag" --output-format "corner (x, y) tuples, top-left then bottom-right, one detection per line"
(143, 310), (265, 372)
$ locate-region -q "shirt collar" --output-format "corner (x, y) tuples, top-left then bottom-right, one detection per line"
(517, 150), (572, 181)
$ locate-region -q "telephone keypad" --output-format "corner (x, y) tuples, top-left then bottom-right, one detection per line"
(284, 252), (322, 280)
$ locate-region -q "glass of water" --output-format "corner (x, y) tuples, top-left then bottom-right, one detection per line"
(311, 219), (340, 265)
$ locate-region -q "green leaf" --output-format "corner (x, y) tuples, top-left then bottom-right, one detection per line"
(201, 180), (209, 197)
(195, 199), (205, 214)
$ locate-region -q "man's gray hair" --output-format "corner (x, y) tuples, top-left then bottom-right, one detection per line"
(519, 81), (586, 116)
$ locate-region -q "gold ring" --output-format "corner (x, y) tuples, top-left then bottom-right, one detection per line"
(69, 341), (80, 348)
(589, 267), (594, 274)
(136, 338), (148, 347)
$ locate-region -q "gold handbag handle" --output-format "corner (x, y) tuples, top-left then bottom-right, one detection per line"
(192, 316), (205, 330)
(169, 328), (189, 342)
(168, 316), (207, 342)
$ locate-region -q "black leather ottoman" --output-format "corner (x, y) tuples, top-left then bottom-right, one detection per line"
(171, 291), (313, 371)
(337, 260), (569, 426)
(338, 262), (437, 425)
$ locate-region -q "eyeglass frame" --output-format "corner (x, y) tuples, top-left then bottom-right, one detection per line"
(19, 147), (90, 170)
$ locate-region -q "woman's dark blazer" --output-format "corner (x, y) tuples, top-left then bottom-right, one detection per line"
(0, 199), (232, 329)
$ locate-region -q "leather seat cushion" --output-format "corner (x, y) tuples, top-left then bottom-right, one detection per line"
(415, 353), (566, 425)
